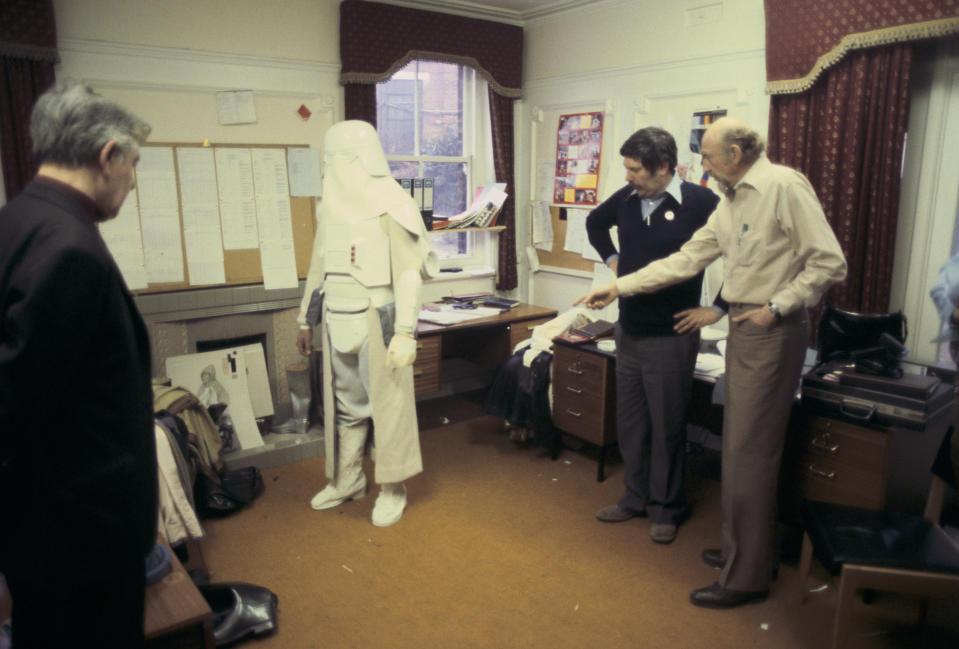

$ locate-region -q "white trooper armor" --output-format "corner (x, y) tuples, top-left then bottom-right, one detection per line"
(301, 120), (436, 527)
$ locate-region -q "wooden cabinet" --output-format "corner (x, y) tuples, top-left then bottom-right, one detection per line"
(781, 410), (948, 521)
(412, 335), (441, 394)
(551, 342), (617, 480)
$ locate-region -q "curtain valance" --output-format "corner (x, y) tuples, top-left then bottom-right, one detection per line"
(765, 0), (958, 95)
(0, 0), (58, 62)
(339, 0), (523, 98)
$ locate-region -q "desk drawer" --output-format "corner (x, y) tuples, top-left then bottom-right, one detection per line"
(792, 450), (885, 509)
(799, 416), (887, 472)
(553, 394), (606, 444)
(413, 335), (441, 394)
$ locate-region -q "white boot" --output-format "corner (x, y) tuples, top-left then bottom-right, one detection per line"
(371, 483), (407, 527)
(310, 423), (368, 510)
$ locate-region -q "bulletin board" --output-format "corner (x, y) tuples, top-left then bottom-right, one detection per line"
(534, 206), (594, 273)
(122, 142), (316, 294)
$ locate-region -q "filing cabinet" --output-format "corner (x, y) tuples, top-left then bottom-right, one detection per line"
(551, 341), (617, 479)
(781, 409), (949, 521)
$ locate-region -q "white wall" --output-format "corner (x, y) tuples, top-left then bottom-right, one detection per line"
(517, 0), (768, 313)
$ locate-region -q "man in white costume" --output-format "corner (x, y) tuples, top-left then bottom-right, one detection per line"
(296, 120), (438, 527)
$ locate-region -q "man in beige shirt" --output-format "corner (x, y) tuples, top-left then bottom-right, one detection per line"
(576, 117), (847, 609)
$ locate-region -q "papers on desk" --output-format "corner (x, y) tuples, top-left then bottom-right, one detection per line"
(419, 304), (504, 326)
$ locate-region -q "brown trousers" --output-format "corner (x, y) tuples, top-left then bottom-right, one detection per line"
(718, 304), (809, 591)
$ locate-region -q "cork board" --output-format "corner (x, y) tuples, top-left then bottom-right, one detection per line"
(131, 142), (316, 294)
(534, 206), (594, 272)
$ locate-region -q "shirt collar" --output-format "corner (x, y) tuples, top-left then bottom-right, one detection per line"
(34, 175), (101, 222)
(731, 155), (772, 196)
(628, 172), (683, 205)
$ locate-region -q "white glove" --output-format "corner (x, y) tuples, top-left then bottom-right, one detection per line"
(387, 332), (417, 369)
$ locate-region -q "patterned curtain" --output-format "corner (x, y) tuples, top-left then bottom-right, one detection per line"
(0, 0), (58, 200)
(338, 0), (523, 290)
(764, 0), (959, 337)
(489, 88), (517, 290)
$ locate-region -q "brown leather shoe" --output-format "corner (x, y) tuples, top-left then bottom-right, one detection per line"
(689, 582), (768, 609)
(595, 504), (645, 522)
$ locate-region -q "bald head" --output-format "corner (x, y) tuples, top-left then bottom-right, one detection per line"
(700, 117), (765, 191)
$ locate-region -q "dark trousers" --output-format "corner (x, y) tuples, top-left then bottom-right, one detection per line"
(614, 325), (700, 525)
(7, 557), (146, 649)
(718, 304), (808, 591)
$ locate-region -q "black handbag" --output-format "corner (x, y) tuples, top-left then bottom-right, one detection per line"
(817, 303), (908, 377)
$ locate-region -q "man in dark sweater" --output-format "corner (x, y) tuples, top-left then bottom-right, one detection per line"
(587, 127), (720, 544)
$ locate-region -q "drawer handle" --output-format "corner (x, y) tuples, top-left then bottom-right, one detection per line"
(412, 370), (423, 377)
(810, 434), (839, 454)
(566, 365), (584, 375)
(565, 409), (583, 417)
(807, 464), (836, 480)
(565, 386), (583, 394)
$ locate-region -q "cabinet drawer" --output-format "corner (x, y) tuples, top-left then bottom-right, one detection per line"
(799, 416), (887, 472)
(413, 335), (441, 394)
(553, 394), (606, 444)
(793, 450), (885, 510)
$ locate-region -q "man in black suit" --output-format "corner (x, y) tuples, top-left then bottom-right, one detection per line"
(0, 82), (157, 647)
(586, 127), (721, 545)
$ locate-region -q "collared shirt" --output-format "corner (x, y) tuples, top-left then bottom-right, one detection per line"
(607, 173), (685, 265)
(616, 156), (847, 315)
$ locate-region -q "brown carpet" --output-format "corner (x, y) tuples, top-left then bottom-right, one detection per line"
(198, 393), (959, 649)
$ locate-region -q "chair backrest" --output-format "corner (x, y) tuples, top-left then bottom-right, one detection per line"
(924, 425), (957, 525)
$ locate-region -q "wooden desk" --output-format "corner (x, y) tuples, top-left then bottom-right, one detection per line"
(144, 544), (214, 649)
(414, 303), (557, 395)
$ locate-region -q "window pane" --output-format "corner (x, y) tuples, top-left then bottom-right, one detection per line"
(377, 62), (416, 155)
(418, 61), (463, 157)
(388, 160), (419, 179)
(429, 231), (470, 258)
(424, 161), (467, 218)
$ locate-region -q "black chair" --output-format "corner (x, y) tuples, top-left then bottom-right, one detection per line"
(797, 425), (959, 648)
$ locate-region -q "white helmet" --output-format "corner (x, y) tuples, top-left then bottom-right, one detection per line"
(324, 120), (390, 177)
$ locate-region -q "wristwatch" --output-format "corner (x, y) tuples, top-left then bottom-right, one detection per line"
(767, 301), (782, 322)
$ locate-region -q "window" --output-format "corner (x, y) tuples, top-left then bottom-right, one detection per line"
(376, 60), (494, 266)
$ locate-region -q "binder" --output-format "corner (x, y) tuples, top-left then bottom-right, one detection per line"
(423, 177), (434, 228)
(412, 178), (429, 231)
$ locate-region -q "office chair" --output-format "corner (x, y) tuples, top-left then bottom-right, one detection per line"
(797, 425), (959, 649)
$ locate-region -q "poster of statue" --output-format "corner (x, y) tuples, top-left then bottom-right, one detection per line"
(553, 111), (603, 207)
(166, 348), (264, 451)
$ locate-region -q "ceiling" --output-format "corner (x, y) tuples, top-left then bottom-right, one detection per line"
(378, 0), (606, 23)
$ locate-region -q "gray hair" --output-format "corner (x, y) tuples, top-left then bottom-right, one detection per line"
(29, 81), (151, 167)
(720, 125), (765, 165)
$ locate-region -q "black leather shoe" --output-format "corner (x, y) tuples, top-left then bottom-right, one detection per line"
(701, 548), (725, 569)
(199, 582), (279, 646)
(689, 582), (768, 609)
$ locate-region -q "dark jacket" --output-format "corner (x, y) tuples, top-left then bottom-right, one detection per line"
(0, 178), (157, 584)
(586, 180), (720, 336)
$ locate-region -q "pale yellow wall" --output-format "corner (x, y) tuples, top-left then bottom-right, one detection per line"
(525, 0), (767, 81)
(54, 0), (340, 64)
